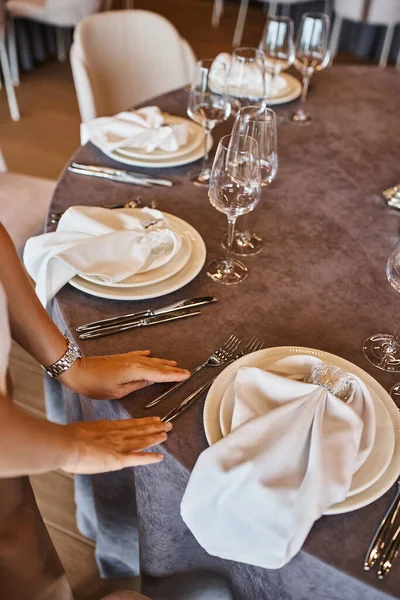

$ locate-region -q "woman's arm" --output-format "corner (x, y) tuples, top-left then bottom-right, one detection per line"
(0, 390), (172, 477)
(0, 224), (190, 399)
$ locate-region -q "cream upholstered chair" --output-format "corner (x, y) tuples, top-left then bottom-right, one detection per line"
(0, 0), (19, 120)
(0, 149), (55, 252)
(6, 0), (110, 85)
(70, 10), (197, 123)
(330, 0), (400, 67)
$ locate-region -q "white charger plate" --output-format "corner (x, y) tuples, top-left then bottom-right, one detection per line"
(117, 116), (203, 161)
(69, 213), (206, 301)
(79, 210), (192, 288)
(93, 118), (213, 169)
(203, 346), (400, 515)
(218, 355), (394, 499)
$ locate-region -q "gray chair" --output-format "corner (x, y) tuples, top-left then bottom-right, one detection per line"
(330, 0), (400, 67)
(0, 148), (55, 253)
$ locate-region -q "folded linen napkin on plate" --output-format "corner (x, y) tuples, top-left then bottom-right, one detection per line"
(81, 106), (189, 154)
(212, 52), (288, 98)
(23, 206), (182, 306)
(181, 354), (375, 569)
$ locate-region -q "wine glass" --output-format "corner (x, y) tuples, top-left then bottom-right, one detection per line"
(222, 105), (277, 255)
(187, 58), (231, 187)
(207, 134), (261, 285)
(290, 12), (330, 124)
(363, 239), (400, 373)
(259, 16), (295, 102)
(227, 47), (267, 115)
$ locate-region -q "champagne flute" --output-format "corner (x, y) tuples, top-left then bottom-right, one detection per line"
(207, 134), (261, 284)
(363, 239), (400, 373)
(259, 16), (295, 102)
(187, 58), (231, 187)
(227, 47), (267, 115)
(223, 106), (277, 255)
(291, 12), (330, 124)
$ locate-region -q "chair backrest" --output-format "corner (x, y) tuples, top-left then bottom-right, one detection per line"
(42, 0), (105, 27)
(334, 0), (400, 25)
(70, 10), (197, 122)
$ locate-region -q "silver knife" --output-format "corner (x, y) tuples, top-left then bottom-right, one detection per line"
(71, 163), (173, 187)
(364, 479), (400, 570)
(79, 309), (200, 340)
(68, 166), (152, 187)
(76, 296), (217, 332)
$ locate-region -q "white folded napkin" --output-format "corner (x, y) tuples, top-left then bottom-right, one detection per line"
(23, 206), (182, 306)
(181, 355), (375, 569)
(81, 107), (189, 154)
(212, 52), (288, 98)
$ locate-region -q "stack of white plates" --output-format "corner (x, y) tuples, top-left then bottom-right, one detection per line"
(69, 209), (206, 301)
(91, 114), (213, 169)
(210, 72), (302, 106)
(203, 346), (400, 514)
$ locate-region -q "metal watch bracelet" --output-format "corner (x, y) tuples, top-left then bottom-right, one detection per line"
(42, 335), (82, 378)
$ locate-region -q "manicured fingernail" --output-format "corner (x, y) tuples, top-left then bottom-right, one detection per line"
(161, 432), (168, 439)
(157, 454), (164, 460)
(164, 422), (173, 431)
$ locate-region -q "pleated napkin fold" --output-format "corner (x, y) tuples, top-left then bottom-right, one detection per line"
(81, 106), (189, 153)
(181, 355), (376, 569)
(212, 52), (288, 98)
(23, 206), (182, 306)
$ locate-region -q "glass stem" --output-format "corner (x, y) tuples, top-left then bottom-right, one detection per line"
(299, 71), (312, 113)
(226, 216), (237, 264)
(201, 127), (211, 173)
(391, 320), (400, 350)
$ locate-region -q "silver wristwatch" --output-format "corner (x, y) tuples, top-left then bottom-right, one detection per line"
(42, 336), (82, 378)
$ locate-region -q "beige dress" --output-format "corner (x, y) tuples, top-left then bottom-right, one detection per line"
(0, 282), (73, 600)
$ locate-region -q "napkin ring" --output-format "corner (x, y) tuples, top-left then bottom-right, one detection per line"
(42, 336), (82, 378)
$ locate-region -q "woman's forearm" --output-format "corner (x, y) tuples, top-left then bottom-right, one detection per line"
(0, 395), (71, 477)
(0, 224), (67, 367)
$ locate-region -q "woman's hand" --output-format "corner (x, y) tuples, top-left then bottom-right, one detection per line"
(59, 350), (190, 400)
(61, 415), (172, 473)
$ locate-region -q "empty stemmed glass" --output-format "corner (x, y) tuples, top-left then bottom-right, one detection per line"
(187, 58), (231, 186)
(227, 47), (267, 115)
(259, 16), (295, 103)
(222, 106), (277, 255)
(291, 12), (330, 124)
(363, 239), (400, 377)
(207, 134), (261, 284)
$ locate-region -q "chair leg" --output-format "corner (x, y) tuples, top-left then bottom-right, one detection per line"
(123, 0), (134, 7)
(56, 27), (66, 62)
(7, 17), (20, 86)
(329, 15), (342, 60)
(396, 43), (400, 69)
(379, 23), (395, 68)
(211, 0), (224, 29)
(0, 43), (20, 121)
(268, 2), (277, 18)
(233, 0), (249, 48)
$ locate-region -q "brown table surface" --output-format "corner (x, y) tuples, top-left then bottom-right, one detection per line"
(48, 66), (400, 599)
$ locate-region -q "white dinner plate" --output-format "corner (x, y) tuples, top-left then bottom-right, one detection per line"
(211, 72), (302, 106)
(217, 355), (394, 499)
(78, 210), (192, 288)
(266, 73), (302, 106)
(69, 213), (206, 301)
(94, 121), (213, 169)
(203, 346), (400, 515)
(117, 116), (203, 161)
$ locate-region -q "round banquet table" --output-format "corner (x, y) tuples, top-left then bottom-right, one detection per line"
(45, 66), (400, 600)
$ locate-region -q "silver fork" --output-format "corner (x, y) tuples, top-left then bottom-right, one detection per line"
(160, 336), (264, 423)
(144, 334), (241, 409)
